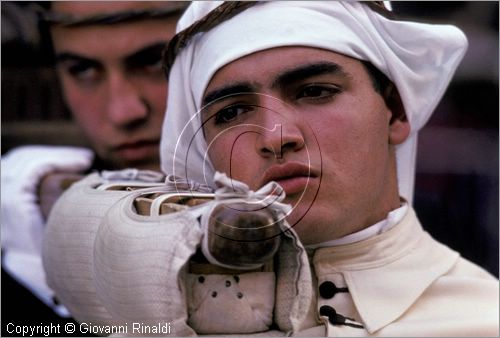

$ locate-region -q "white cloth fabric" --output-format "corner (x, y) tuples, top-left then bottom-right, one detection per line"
(1, 145), (94, 315)
(185, 272), (276, 334)
(43, 171), (313, 335)
(160, 1), (468, 203)
(309, 207), (498, 336)
(306, 203), (408, 249)
(44, 173), (499, 335)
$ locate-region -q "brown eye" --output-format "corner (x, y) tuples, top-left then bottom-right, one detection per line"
(297, 84), (340, 100)
(62, 61), (99, 81)
(214, 105), (253, 125)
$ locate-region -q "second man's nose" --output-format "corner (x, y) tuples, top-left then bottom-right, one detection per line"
(106, 73), (149, 128)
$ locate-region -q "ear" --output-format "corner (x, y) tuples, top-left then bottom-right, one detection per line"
(384, 84), (410, 145)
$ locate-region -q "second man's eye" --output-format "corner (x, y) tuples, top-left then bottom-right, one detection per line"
(64, 62), (101, 83)
(126, 43), (167, 78)
(133, 55), (163, 75)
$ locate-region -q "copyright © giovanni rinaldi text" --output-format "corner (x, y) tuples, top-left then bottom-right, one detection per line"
(6, 322), (172, 336)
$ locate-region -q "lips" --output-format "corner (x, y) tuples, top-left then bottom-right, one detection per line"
(261, 162), (318, 196)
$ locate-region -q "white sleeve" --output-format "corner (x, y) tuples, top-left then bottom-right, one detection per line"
(1, 145), (94, 315)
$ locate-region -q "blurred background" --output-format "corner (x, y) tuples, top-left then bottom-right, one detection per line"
(392, 2), (499, 277)
(1, 1), (499, 276)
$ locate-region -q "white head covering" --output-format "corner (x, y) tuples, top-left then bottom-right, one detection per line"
(160, 1), (467, 203)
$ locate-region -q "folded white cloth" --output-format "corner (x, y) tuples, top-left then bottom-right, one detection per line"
(2, 145), (93, 315)
(44, 170), (314, 335)
(43, 171), (171, 328)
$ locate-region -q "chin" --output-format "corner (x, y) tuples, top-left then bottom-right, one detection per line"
(287, 221), (320, 246)
(285, 200), (339, 246)
(283, 205), (316, 242)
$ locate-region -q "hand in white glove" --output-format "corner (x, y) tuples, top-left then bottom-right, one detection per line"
(1, 145), (94, 256)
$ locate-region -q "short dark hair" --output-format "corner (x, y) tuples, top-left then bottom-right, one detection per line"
(362, 60), (407, 122)
(361, 60), (391, 95)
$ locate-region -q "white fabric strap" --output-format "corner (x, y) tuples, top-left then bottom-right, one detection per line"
(101, 168), (166, 182)
(149, 192), (214, 216)
(165, 174), (214, 193)
(149, 175), (214, 216)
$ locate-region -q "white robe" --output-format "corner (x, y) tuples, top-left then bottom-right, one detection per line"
(302, 207), (498, 336)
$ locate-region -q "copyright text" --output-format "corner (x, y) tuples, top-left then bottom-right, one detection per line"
(5, 321), (173, 336)
(6, 323), (61, 337)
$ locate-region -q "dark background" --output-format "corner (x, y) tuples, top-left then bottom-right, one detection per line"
(392, 2), (499, 277)
(1, 1), (499, 279)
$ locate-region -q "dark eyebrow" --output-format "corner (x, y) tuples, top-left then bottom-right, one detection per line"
(202, 62), (349, 106)
(54, 42), (168, 67)
(272, 62), (348, 89)
(55, 52), (100, 66)
(124, 42), (168, 67)
(202, 83), (255, 106)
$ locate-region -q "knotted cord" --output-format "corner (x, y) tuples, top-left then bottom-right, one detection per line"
(213, 172), (292, 216)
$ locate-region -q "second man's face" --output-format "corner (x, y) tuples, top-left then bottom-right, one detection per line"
(202, 47), (409, 244)
(51, 1), (179, 170)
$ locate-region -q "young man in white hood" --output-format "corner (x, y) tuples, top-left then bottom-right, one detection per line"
(43, 1), (499, 336)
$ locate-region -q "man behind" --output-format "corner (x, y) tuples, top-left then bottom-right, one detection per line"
(1, 1), (186, 333)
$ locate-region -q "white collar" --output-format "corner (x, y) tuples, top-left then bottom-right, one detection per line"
(307, 203), (409, 249)
(312, 207), (459, 333)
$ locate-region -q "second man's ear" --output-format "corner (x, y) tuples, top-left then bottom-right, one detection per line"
(385, 84), (410, 145)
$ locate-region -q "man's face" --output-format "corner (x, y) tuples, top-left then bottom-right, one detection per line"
(51, 1), (179, 170)
(202, 47), (409, 244)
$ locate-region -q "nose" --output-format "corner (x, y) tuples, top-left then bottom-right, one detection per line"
(106, 71), (149, 129)
(256, 108), (305, 160)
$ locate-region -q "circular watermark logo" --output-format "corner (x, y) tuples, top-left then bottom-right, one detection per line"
(172, 92), (323, 244)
